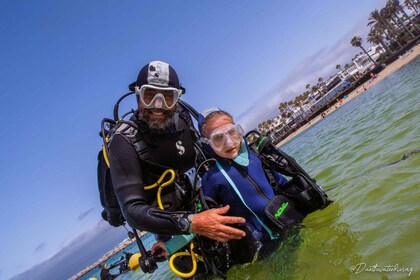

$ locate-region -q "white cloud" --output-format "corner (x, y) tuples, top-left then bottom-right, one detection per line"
(78, 207), (95, 221)
(33, 242), (46, 254)
(237, 21), (372, 131)
(10, 221), (127, 280)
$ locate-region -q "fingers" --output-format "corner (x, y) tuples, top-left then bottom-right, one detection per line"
(190, 205), (246, 242)
(203, 231), (230, 243)
(218, 215), (246, 225)
(224, 226), (246, 239)
(212, 204), (230, 214)
(194, 223), (246, 242)
(151, 242), (169, 257)
(210, 205), (246, 224)
(217, 224), (246, 240)
(150, 243), (160, 254)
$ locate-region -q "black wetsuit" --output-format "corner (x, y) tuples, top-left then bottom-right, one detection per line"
(108, 107), (197, 235)
(100, 268), (117, 280)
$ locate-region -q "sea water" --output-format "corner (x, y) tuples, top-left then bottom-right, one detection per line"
(81, 57), (419, 280)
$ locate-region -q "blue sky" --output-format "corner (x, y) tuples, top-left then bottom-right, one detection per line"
(0, 0), (389, 279)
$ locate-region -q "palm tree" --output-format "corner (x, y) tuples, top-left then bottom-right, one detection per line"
(368, 9), (403, 48)
(278, 102), (287, 112)
(391, 0), (419, 33)
(386, 0), (416, 38)
(336, 64), (347, 80)
(266, 119), (273, 134)
(258, 121), (266, 134)
(317, 77), (324, 88)
(280, 111), (288, 121)
(351, 36), (378, 67)
(336, 63), (344, 77)
(404, 0), (419, 14)
(367, 28), (392, 54)
(316, 77), (325, 95)
(380, 6), (402, 37)
(303, 91), (311, 100)
(293, 96), (305, 120)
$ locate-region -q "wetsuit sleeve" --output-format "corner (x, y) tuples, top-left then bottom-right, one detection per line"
(108, 134), (189, 235)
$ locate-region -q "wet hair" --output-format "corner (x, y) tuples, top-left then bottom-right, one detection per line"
(201, 110), (234, 138)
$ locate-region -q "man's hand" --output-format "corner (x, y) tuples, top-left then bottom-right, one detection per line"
(151, 241), (169, 257)
(191, 205), (246, 242)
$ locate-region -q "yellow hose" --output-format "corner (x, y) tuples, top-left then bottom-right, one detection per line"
(143, 169), (176, 210)
(101, 133), (200, 276)
(102, 136), (174, 209)
(102, 137), (110, 168)
(103, 151), (202, 277)
(169, 242), (203, 278)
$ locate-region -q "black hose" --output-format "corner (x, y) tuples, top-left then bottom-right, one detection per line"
(192, 158), (215, 211)
(100, 118), (116, 147)
(113, 91), (136, 120)
(178, 100), (199, 120)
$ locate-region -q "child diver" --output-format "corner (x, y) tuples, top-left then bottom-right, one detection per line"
(151, 108), (331, 275)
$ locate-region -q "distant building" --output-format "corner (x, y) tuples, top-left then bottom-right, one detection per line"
(336, 44), (385, 81)
(269, 43), (385, 143)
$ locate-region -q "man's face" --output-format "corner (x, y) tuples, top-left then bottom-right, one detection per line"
(136, 84), (180, 129)
(138, 101), (176, 129)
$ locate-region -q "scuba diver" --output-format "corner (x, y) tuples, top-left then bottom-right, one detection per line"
(151, 108), (332, 276)
(118, 251), (133, 274)
(105, 252), (133, 275)
(99, 264), (119, 280)
(200, 108), (289, 262)
(98, 62), (331, 278)
(101, 61), (247, 272)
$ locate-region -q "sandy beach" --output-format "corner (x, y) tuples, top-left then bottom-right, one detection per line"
(276, 43), (420, 148)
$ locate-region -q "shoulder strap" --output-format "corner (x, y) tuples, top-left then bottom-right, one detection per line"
(111, 120), (157, 164)
(112, 106), (199, 165)
(263, 166), (281, 195)
(249, 149), (281, 195)
(177, 105), (200, 142)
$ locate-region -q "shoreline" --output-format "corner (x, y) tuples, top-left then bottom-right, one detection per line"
(276, 43), (420, 148)
(70, 231), (147, 280)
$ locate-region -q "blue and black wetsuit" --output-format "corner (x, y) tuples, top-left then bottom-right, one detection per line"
(201, 141), (288, 262)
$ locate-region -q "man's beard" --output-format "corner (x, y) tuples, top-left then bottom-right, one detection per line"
(139, 108), (175, 130)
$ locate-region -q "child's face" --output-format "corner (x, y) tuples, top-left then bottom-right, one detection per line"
(206, 115), (242, 159)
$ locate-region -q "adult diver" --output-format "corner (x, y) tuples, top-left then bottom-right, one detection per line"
(106, 60), (246, 247)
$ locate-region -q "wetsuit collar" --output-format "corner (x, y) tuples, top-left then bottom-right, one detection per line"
(233, 140), (249, 166)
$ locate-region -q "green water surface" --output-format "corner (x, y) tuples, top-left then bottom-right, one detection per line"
(83, 57), (420, 280)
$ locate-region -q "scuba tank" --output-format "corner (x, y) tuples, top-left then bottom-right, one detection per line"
(246, 130), (332, 232)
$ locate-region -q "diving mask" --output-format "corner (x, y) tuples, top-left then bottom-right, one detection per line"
(135, 84), (181, 110)
(206, 123), (244, 152)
